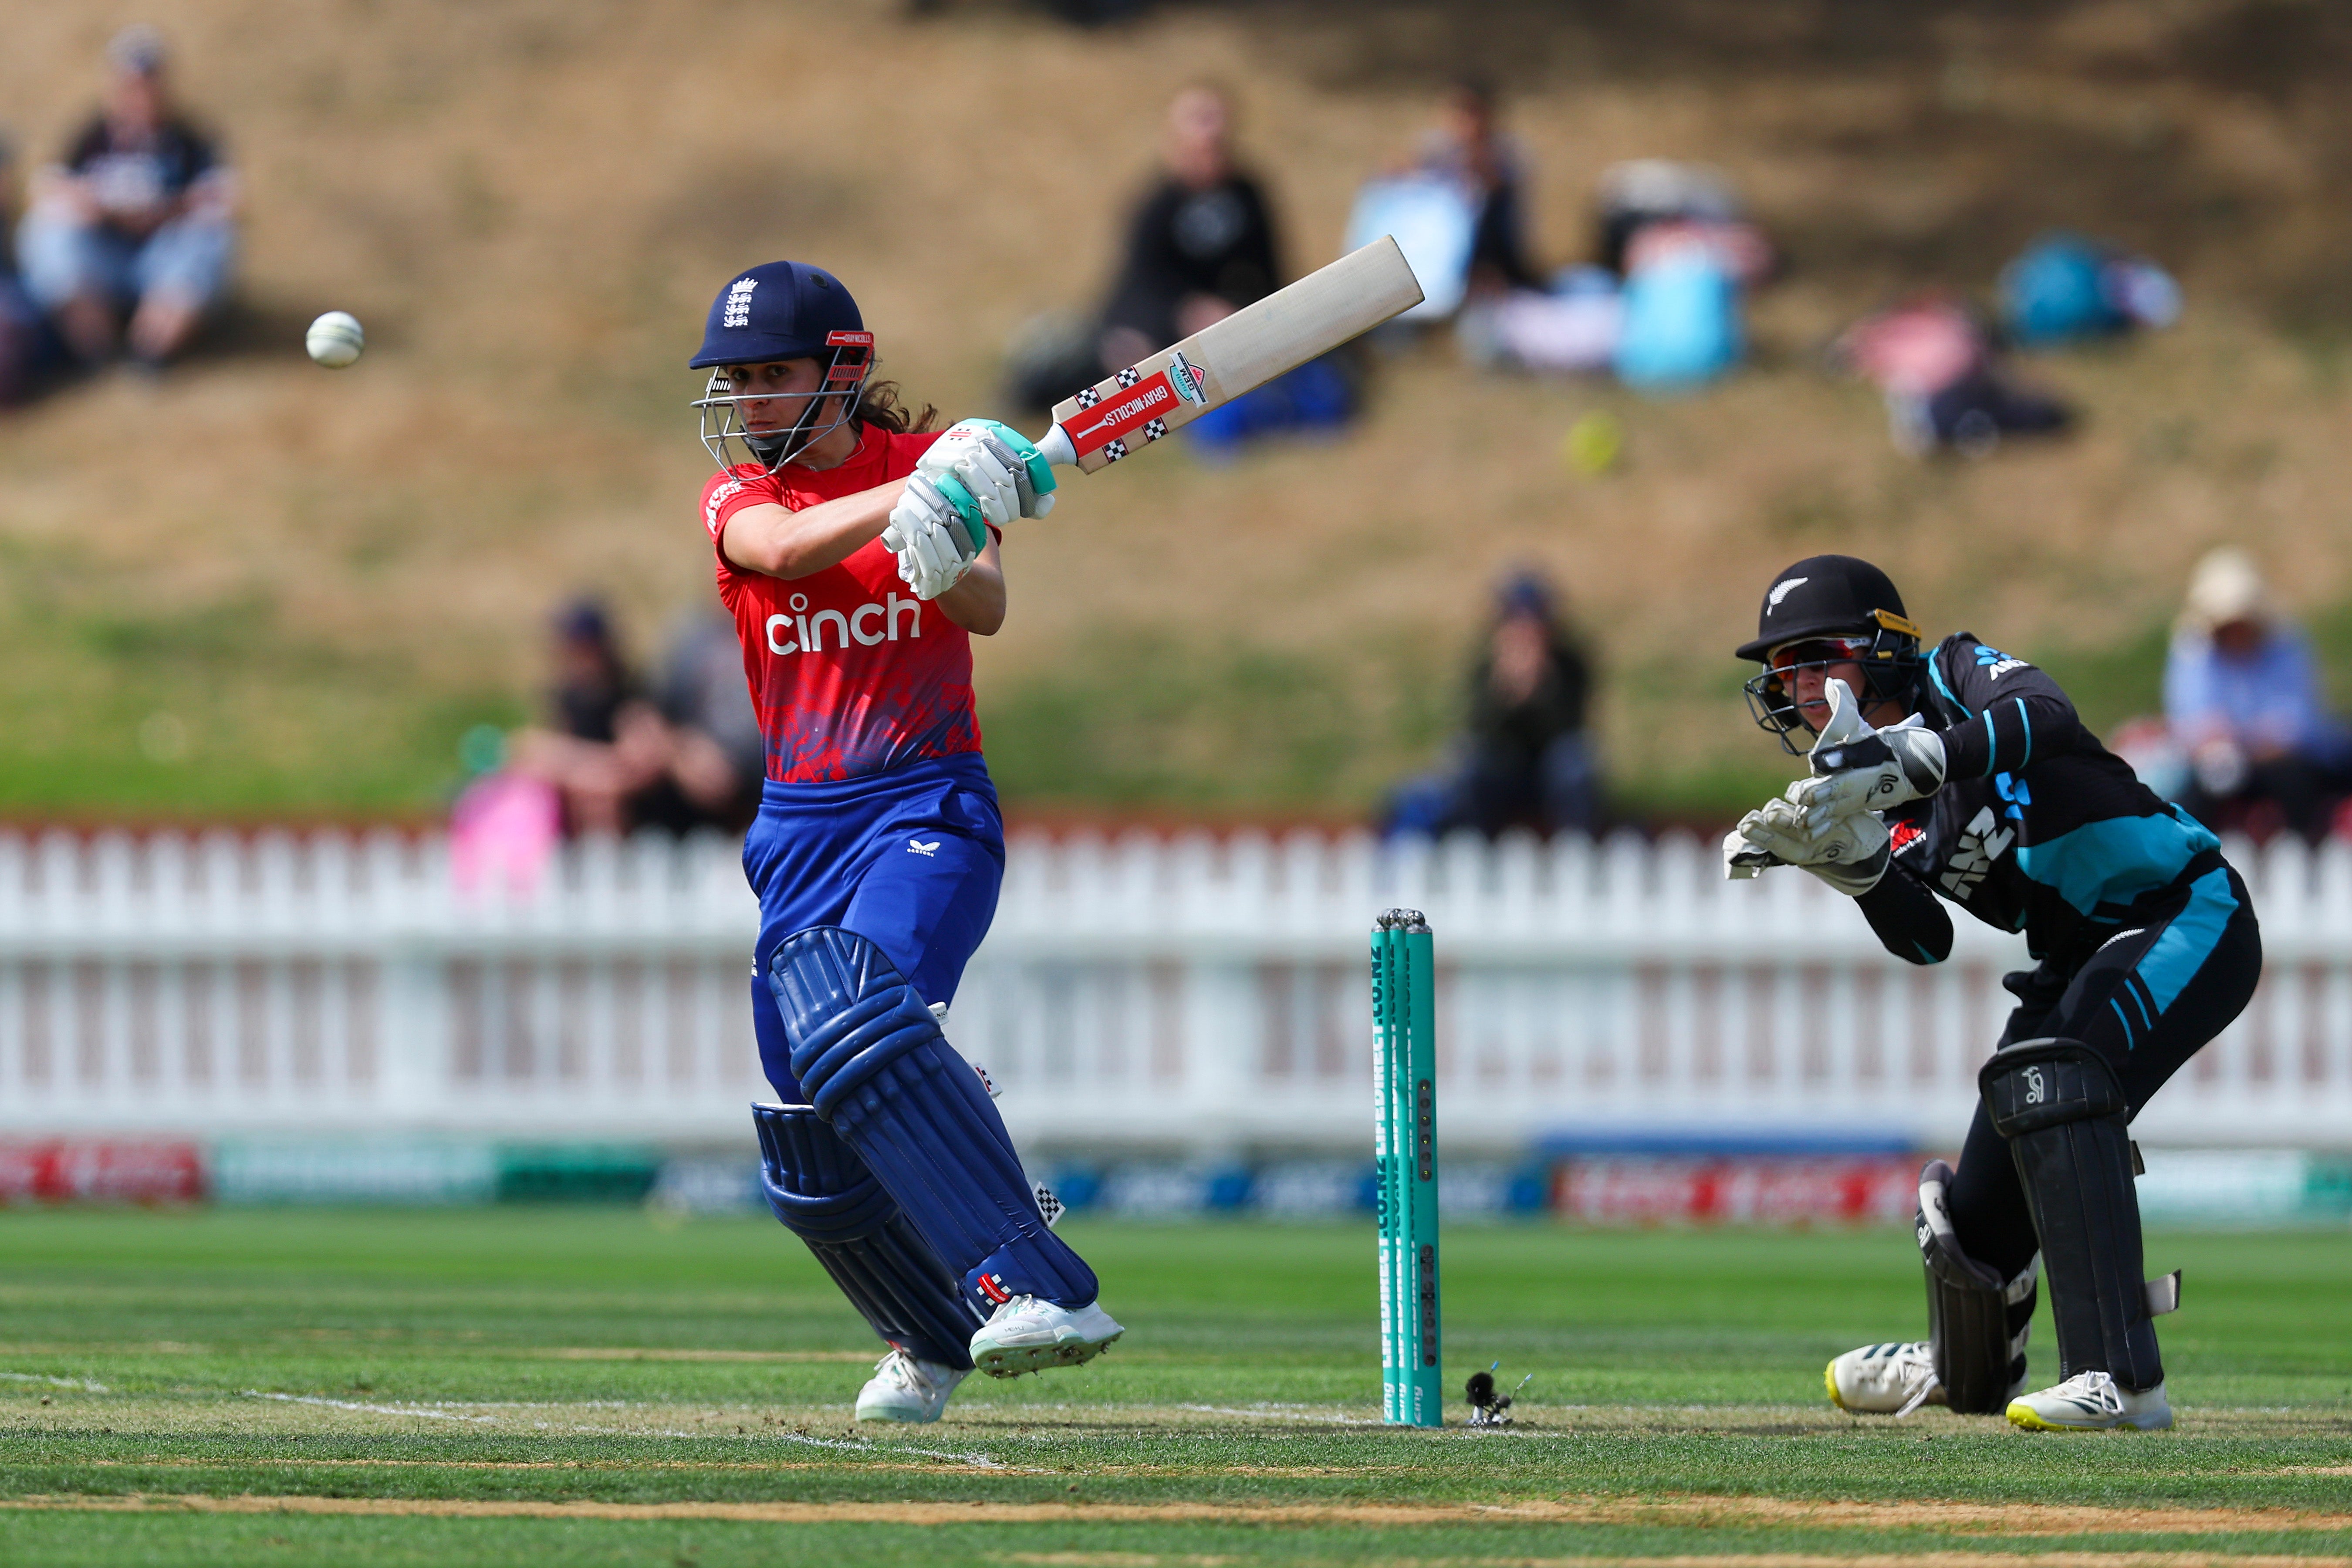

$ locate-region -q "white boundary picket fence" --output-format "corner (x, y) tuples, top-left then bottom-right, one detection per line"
(0, 827), (2347, 1152)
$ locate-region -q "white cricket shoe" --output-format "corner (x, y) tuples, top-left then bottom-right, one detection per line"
(1826, 1342), (1943, 1415)
(854, 1348), (968, 1423)
(969, 1296), (1123, 1379)
(2007, 1370), (2172, 1432)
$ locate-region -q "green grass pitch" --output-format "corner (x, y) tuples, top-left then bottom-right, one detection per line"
(3, 1207), (2349, 1566)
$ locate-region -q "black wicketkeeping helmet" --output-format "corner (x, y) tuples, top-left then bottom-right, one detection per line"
(1736, 554), (1926, 751)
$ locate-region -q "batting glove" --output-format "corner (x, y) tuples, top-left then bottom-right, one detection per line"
(882, 473), (985, 600)
(926, 418), (1058, 519)
(1794, 678), (1946, 828)
(916, 419), (1058, 530)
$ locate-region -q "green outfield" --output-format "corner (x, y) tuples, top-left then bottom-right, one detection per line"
(2, 1208), (2349, 1566)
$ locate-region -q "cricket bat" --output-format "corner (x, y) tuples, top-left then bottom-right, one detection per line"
(1033, 236), (1423, 473)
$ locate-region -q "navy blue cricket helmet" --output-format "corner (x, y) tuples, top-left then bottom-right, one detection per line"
(689, 260), (876, 471)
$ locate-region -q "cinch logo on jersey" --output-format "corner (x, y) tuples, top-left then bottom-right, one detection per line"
(723, 277), (757, 328)
(1939, 806), (2016, 898)
(976, 1273), (1013, 1306)
(763, 593), (927, 656)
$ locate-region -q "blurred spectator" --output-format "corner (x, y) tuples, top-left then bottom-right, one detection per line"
(1411, 78), (1541, 298)
(1006, 84), (1355, 454)
(629, 611), (765, 835)
(1831, 296), (2071, 456)
(1594, 160), (1740, 279)
(1007, 84), (1280, 410)
(14, 27), (239, 371)
(0, 138), (57, 406)
(503, 600), (762, 838)
(1443, 157), (1770, 387)
(2000, 232), (2179, 350)
(2164, 548), (2352, 841)
(1381, 571), (1603, 839)
(1095, 84), (1280, 374)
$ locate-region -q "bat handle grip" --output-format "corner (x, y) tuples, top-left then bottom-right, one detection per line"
(1034, 423), (1077, 469)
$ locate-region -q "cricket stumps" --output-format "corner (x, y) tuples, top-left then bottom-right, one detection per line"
(1372, 907), (1442, 1426)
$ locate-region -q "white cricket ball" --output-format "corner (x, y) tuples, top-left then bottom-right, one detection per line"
(305, 311), (365, 368)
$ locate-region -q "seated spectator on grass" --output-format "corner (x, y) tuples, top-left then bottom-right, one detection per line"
(1007, 85), (1301, 415)
(2165, 548), (2352, 841)
(626, 610), (765, 836)
(1096, 84), (1281, 375)
(14, 27), (239, 372)
(1381, 571), (1603, 839)
(1008, 84), (1358, 455)
(507, 599), (764, 838)
(1830, 296), (2072, 457)
(0, 138), (59, 406)
(1410, 78), (1541, 298)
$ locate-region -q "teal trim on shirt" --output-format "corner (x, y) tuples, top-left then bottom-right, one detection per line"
(1929, 653), (1969, 717)
(2011, 807), (2221, 915)
(2136, 867), (2238, 1014)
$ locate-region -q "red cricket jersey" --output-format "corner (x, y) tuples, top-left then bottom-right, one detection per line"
(700, 426), (987, 784)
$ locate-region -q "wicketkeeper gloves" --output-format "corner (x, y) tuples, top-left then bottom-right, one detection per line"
(1794, 678), (1946, 827)
(1723, 793), (1890, 896)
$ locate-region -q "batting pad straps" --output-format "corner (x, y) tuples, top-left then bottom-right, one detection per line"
(769, 928), (942, 1121)
(1915, 1159), (2036, 1415)
(768, 927), (1099, 1312)
(752, 1102), (982, 1370)
(1981, 1037), (2166, 1391)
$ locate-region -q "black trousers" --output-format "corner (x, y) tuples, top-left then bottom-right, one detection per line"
(1946, 865), (2263, 1279)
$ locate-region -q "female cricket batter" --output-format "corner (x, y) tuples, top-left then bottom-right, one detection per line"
(689, 260), (1121, 1423)
(1725, 555), (2260, 1432)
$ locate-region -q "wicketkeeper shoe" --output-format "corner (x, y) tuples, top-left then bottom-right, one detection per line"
(969, 1296), (1123, 1379)
(1826, 1342), (1943, 1415)
(854, 1348), (969, 1423)
(2006, 1371), (2173, 1432)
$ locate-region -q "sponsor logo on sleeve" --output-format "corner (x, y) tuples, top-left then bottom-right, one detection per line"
(703, 478), (747, 537)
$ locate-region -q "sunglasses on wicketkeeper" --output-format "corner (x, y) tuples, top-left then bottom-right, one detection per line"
(1767, 635), (1879, 675)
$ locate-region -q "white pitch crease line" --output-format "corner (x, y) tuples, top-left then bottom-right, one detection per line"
(240, 1391), (498, 1423)
(234, 1390), (1010, 1469)
(2, 1371), (110, 1392)
(1176, 1403), (1382, 1426)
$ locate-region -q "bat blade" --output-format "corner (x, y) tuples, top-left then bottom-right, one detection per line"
(1037, 236), (1423, 473)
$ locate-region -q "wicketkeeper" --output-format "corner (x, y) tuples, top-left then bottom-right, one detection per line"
(1726, 555), (2261, 1431)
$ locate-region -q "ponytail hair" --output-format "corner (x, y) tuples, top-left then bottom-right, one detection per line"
(852, 380), (937, 435)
